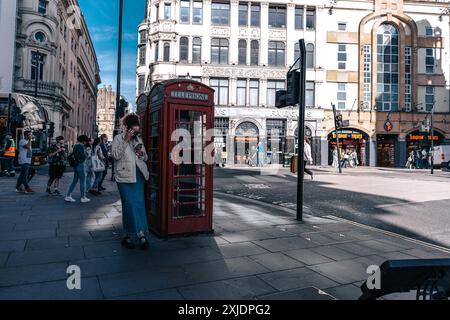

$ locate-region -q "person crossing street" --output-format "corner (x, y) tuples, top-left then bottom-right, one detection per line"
(16, 131), (34, 194)
(46, 136), (67, 196)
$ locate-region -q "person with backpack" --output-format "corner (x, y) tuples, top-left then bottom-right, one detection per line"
(90, 137), (106, 196)
(84, 138), (94, 195)
(65, 135), (90, 203)
(46, 136), (67, 195)
(16, 131), (34, 194)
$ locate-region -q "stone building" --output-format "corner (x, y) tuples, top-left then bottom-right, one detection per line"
(96, 85), (117, 142)
(12, 0), (100, 145)
(137, 0), (450, 167)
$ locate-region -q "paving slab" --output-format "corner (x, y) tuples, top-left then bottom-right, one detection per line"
(258, 287), (335, 300)
(0, 262), (68, 287)
(6, 246), (85, 267)
(283, 248), (334, 265)
(253, 236), (317, 252)
(248, 252), (305, 271)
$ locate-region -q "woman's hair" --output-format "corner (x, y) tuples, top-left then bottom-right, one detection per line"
(304, 137), (310, 144)
(122, 113), (140, 129)
(78, 135), (89, 143)
(93, 137), (101, 149)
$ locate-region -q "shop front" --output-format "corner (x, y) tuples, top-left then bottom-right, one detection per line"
(234, 121), (259, 165)
(406, 130), (444, 154)
(376, 134), (398, 167)
(328, 129), (369, 166)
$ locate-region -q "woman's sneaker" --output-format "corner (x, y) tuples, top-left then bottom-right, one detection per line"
(81, 197), (91, 203)
(65, 196), (76, 203)
(121, 236), (135, 249)
(138, 236), (149, 250)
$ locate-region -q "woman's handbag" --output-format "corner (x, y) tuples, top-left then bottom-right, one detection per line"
(92, 155), (105, 172)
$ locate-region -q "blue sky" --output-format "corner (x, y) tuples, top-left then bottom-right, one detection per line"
(78, 0), (146, 108)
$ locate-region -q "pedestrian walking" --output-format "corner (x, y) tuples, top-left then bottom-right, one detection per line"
(304, 138), (314, 180)
(415, 149), (422, 169)
(112, 114), (150, 250)
(1, 132), (16, 177)
(422, 149), (430, 169)
(341, 150), (350, 168)
(332, 146), (339, 169)
(16, 131), (34, 193)
(257, 141), (264, 167)
(98, 134), (109, 191)
(65, 135), (90, 203)
(46, 136), (67, 196)
(351, 150), (359, 167)
(90, 137), (106, 195)
(85, 138), (94, 195)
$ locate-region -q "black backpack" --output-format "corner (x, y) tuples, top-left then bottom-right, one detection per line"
(67, 152), (78, 167)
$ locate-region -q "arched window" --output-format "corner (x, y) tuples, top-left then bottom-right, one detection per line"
(238, 39), (247, 65)
(179, 37), (189, 63)
(192, 37), (202, 63)
(306, 43), (314, 68)
(250, 40), (259, 65)
(163, 42), (170, 62)
(376, 24), (399, 112)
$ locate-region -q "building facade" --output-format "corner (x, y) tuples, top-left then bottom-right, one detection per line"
(13, 0), (100, 145)
(137, 0), (450, 167)
(0, 0), (18, 92)
(96, 85), (117, 142)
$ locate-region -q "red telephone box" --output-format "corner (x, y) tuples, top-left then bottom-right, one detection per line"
(137, 80), (215, 237)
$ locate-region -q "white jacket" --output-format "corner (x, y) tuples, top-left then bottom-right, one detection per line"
(112, 133), (149, 183)
(304, 143), (313, 162)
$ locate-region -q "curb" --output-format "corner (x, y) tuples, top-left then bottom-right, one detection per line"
(325, 215), (450, 254)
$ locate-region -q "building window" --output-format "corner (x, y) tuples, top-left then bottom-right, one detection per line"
(139, 46), (146, 66)
(210, 78), (229, 106)
(404, 47), (412, 112)
(239, 4), (248, 26)
(154, 42), (159, 61)
(211, 38), (229, 64)
(426, 48), (435, 74)
(138, 75), (145, 95)
(180, 0), (190, 24)
(237, 79), (247, 106)
(179, 37), (189, 62)
(295, 7), (304, 30)
(193, 1), (203, 24)
(294, 43), (300, 68)
(425, 26), (434, 37)
(363, 44), (371, 110)
(338, 22), (347, 31)
(306, 81), (315, 107)
(269, 5), (286, 28)
(31, 51), (45, 81)
(268, 41), (285, 67)
(164, 3), (171, 20)
(211, 2), (230, 26)
(139, 30), (147, 45)
(251, 4), (260, 27)
(192, 37), (202, 63)
(306, 8), (315, 29)
(337, 44), (347, 70)
(337, 83), (347, 110)
(163, 42), (170, 62)
(38, 0), (47, 14)
(425, 86), (434, 111)
(376, 24), (399, 112)
(267, 80), (285, 107)
(306, 43), (314, 69)
(250, 40), (259, 65)
(238, 39), (247, 65)
(249, 80), (259, 106)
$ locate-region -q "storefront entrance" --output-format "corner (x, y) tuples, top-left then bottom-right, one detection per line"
(328, 129), (369, 166)
(234, 122), (259, 165)
(406, 130), (444, 155)
(377, 134), (398, 167)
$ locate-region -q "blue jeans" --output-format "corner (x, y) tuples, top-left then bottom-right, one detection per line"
(92, 171), (103, 189)
(86, 170), (93, 190)
(16, 163), (30, 189)
(67, 163), (86, 198)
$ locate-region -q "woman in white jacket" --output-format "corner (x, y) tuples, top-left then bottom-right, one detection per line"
(112, 114), (150, 250)
(303, 138), (314, 180)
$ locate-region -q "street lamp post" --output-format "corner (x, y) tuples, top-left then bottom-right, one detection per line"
(111, 0), (124, 181)
(430, 103), (435, 175)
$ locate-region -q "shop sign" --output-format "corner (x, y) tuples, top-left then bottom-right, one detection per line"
(332, 133), (364, 140)
(384, 116), (393, 132)
(407, 134), (439, 141)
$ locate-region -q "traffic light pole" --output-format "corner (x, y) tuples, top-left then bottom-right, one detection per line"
(332, 103), (343, 174)
(430, 104), (434, 175)
(296, 39), (306, 222)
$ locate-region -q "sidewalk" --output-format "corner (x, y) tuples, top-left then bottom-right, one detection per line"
(0, 168), (449, 300)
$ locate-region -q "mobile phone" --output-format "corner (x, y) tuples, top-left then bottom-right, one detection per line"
(135, 144), (143, 152)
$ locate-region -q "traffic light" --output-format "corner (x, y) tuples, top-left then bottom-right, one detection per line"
(335, 113), (344, 129)
(276, 70), (301, 108)
(48, 122), (55, 138)
(118, 97), (128, 119)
